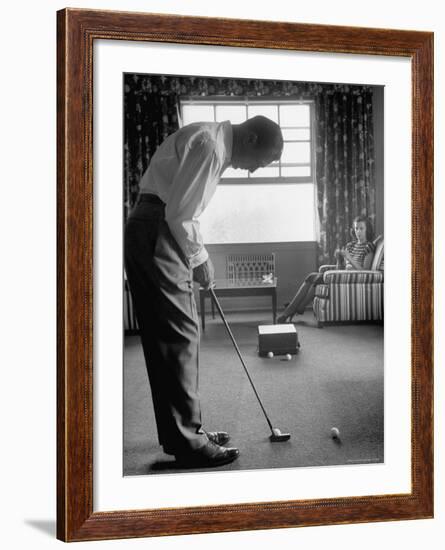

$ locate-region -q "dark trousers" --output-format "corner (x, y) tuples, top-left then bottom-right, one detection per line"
(124, 200), (207, 454)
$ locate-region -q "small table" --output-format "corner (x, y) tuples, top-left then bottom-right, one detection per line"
(199, 277), (277, 330)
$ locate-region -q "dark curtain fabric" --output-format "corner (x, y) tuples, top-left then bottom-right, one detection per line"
(124, 75), (182, 220)
(315, 86), (375, 263)
(124, 75), (376, 260)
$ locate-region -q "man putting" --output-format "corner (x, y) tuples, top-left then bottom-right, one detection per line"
(125, 116), (283, 468)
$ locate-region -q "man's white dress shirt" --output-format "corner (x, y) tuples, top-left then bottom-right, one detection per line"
(139, 121), (232, 269)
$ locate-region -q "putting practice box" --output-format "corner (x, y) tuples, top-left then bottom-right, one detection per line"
(258, 324), (300, 357)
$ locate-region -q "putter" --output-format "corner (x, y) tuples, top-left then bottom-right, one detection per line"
(209, 287), (291, 443)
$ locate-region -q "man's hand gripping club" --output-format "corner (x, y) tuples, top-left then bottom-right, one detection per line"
(193, 258), (215, 290)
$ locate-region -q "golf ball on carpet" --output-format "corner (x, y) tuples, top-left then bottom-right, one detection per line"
(285, 353), (292, 361)
(267, 351), (274, 358)
(331, 427), (340, 439)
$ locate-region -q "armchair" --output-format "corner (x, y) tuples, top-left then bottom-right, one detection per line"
(313, 237), (384, 326)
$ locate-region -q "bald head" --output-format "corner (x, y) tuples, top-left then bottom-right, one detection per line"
(231, 116), (283, 173)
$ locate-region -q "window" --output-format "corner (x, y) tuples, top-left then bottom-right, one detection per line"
(179, 97), (317, 243)
(180, 98), (314, 183)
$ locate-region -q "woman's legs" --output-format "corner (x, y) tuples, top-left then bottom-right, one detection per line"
(277, 272), (324, 322)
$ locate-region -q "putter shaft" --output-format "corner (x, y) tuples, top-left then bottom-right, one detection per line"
(209, 287), (275, 434)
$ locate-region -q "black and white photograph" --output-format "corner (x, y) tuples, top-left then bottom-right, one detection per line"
(2, 0), (440, 546)
(122, 73), (385, 476)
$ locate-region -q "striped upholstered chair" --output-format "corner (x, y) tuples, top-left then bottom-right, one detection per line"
(313, 236), (384, 327)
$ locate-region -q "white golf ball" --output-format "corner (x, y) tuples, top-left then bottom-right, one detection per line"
(331, 427), (340, 439)
(267, 351), (274, 358)
(285, 354), (292, 361)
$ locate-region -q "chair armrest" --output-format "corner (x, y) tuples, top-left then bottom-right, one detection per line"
(322, 270), (384, 284)
(319, 264), (337, 273)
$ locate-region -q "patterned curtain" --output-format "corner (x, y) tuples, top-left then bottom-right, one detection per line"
(124, 75), (181, 219)
(315, 86), (375, 263)
(124, 76), (375, 255)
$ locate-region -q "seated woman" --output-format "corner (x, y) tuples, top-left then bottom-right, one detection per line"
(277, 215), (376, 323)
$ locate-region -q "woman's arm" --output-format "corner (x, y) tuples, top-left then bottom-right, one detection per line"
(363, 252), (374, 270)
(344, 241), (375, 270)
(343, 250), (364, 270)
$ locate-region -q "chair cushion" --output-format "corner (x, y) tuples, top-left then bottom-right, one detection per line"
(371, 237), (384, 271)
(322, 270), (384, 284)
(315, 284), (330, 298)
(318, 264), (336, 273)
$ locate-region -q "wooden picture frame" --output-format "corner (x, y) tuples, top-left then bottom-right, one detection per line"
(57, 8), (433, 542)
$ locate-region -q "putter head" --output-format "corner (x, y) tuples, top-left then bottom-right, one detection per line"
(270, 428), (291, 442)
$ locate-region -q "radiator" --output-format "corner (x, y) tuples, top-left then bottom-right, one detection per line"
(226, 253), (275, 285)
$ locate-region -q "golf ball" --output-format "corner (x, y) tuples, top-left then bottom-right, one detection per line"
(285, 354), (292, 361)
(267, 351), (274, 358)
(331, 427), (340, 439)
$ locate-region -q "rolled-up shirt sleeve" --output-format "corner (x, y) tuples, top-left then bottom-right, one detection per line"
(165, 137), (220, 269)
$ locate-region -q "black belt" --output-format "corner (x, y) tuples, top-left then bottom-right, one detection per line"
(138, 193), (165, 206)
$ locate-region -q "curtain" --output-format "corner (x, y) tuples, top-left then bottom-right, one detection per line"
(124, 76), (376, 254)
(315, 86), (375, 263)
(124, 75), (181, 219)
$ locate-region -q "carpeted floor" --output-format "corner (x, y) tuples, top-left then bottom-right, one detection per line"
(123, 310), (384, 476)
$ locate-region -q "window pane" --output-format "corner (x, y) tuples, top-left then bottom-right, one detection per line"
(222, 166), (248, 178)
(251, 166), (279, 178)
(282, 128), (310, 141)
(199, 184), (316, 243)
(280, 104), (310, 127)
(282, 142), (311, 164)
(281, 166), (311, 177)
(182, 105), (214, 125)
(215, 105), (246, 123)
(247, 104), (278, 123)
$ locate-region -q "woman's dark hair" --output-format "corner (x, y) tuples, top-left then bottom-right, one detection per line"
(350, 215), (375, 242)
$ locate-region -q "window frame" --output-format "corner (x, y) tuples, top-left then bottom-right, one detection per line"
(179, 96), (315, 185)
